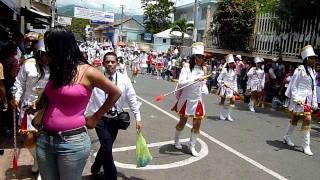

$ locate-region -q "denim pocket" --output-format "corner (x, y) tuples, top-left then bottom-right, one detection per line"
(63, 132), (86, 144)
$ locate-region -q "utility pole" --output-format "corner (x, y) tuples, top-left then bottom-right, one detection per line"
(120, 5), (125, 42)
(51, 0), (56, 28)
(192, 0), (199, 42)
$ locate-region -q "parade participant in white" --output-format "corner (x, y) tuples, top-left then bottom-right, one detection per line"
(172, 42), (209, 157)
(130, 51), (140, 83)
(12, 37), (49, 178)
(86, 52), (142, 179)
(283, 45), (318, 156)
(217, 54), (238, 121)
(247, 57), (265, 112)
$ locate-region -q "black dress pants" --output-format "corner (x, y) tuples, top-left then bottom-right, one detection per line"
(93, 118), (119, 180)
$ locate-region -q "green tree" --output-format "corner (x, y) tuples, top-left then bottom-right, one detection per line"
(66, 18), (91, 40)
(141, 0), (175, 34)
(171, 19), (193, 45)
(212, 0), (257, 51)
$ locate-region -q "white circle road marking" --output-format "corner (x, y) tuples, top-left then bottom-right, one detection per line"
(112, 138), (208, 170)
(137, 96), (288, 180)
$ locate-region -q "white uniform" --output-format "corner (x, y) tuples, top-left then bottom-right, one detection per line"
(247, 67), (265, 92)
(14, 58), (49, 131)
(285, 65), (317, 113)
(131, 55), (140, 71)
(172, 65), (208, 117)
(217, 68), (238, 98)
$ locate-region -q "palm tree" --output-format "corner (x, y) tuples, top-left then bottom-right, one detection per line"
(171, 18), (193, 46)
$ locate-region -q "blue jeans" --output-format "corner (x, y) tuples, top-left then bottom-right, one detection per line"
(36, 129), (91, 180)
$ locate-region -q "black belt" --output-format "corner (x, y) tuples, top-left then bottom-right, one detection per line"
(43, 126), (87, 137)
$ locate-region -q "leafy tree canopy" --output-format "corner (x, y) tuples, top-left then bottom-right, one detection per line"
(141, 0), (175, 34)
(213, 0), (256, 51)
(66, 18), (91, 40)
(171, 18), (193, 45)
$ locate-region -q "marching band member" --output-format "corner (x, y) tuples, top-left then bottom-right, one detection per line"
(217, 54), (238, 121)
(155, 52), (164, 80)
(247, 57), (265, 112)
(130, 51), (140, 83)
(283, 45), (318, 156)
(172, 42), (208, 157)
(12, 36), (49, 178)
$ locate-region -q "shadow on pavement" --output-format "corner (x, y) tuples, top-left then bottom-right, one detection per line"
(117, 172), (145, 180)
(4, 165), (37, 180)
(159, 144), (190, 156)
(266, 140), (302, 153)
(206, 115), (223, 121)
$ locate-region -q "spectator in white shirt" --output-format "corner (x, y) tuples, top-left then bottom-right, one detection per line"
(85, 52), (142, 179)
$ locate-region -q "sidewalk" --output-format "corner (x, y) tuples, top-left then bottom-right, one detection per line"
(0, 136), (37, 180)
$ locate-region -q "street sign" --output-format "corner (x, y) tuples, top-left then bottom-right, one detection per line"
(74, 7), (114, 22)
(144, 33), (152, 41)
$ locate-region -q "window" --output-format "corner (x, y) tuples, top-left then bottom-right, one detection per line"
(163, 39), (167, 43)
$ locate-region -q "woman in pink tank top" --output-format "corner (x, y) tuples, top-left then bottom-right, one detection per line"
(36, 26), (121, 180)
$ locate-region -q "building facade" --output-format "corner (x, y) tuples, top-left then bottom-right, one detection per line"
(0, 0), (53, 39)
(174, 0), (217, 42)
(94, 17), (145, 44)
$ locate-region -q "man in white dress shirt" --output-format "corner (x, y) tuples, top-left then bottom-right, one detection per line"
(85, 52), (142, 179)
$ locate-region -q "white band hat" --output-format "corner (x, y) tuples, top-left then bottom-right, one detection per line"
(254, 56), (264, 64)
(236, 55), (242, 60)
(225, 54), (235, 64)
(301, 45), (318, 60)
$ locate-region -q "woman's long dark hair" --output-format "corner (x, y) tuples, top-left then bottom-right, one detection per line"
(44, 26), (87, 88)
(303, 58), (314, 88)
(189, 55), (202, 72)
(34, 50), (46, 80)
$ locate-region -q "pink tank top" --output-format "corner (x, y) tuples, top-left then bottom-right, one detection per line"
(43, 80), (92, 132)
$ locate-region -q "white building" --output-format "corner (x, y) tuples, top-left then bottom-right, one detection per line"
(174, 0), (217, 42)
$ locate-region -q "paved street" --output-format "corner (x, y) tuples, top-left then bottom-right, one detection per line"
(1, 75), (320, 180)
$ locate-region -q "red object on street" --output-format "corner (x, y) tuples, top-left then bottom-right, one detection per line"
(155, 95), (164, 102)
(12, 154), (18, 171)
(235, 95), (241, 101)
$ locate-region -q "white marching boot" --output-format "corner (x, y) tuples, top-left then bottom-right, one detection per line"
(283, 124), (295, 147)
(174, 130), (182, 150)
(189, 132), (200, 157)
(226, 108), (234, 122)
(249, 100), (255, 112)
(302, 131), (313, 156)
(29, 147), (39, 173)
(219, 106), (227, 120)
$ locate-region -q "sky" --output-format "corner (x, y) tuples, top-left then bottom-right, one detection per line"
(57, 0), (195, 15)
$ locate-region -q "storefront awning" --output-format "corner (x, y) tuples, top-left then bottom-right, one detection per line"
(29, 8), (50, 17)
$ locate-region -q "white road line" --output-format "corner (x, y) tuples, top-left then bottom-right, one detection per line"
(137, 96), (288, 180)
(112, 138), (190, 152)
(112, 138), (209, 170)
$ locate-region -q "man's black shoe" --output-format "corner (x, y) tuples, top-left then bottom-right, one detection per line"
(91, 163), (101, 175)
